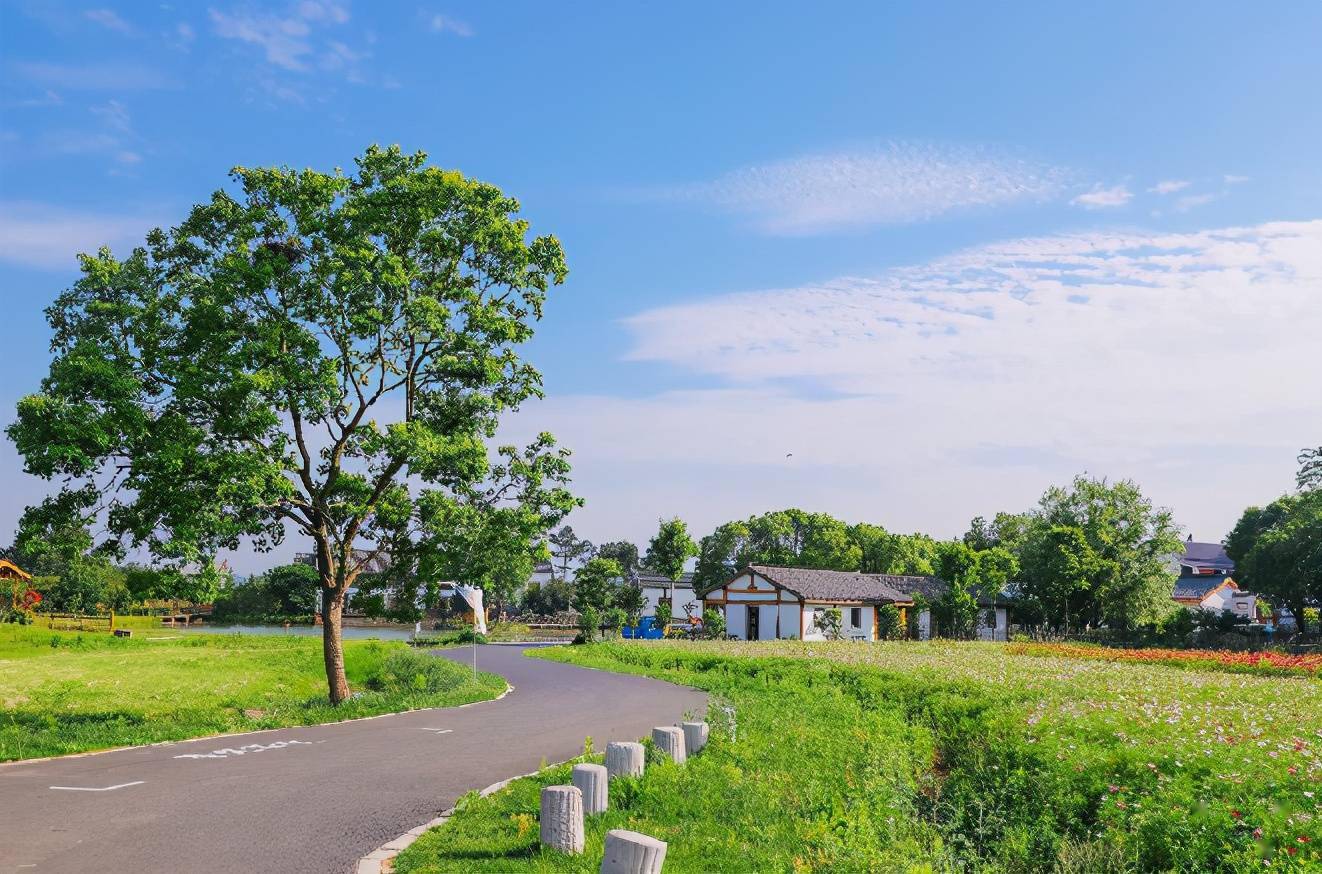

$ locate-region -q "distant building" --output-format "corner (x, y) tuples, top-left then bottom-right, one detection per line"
(1171, 538), (1256, 620)
(633, 571), (698, 619)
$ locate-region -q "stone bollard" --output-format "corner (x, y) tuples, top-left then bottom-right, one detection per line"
(681, 721), (709, 754)
(605, 741), (645, 779)
(651, 726), (686, 764)
(599, 828), (668, 874)
(540, 785), (584, 854)
(572, 763), (609, 815)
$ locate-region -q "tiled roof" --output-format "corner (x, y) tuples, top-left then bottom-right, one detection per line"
(745, 565), (943, 604)
(1180, 540), (1235, 574)
(1173, 575), (1237, 601)
(634, 571), (694, 587)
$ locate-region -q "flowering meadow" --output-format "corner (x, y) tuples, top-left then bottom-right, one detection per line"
(402, 640), (1322, 872)
(1008, 641), (1322, 675)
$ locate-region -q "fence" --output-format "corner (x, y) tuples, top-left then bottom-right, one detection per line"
(41, 612), (116, 633)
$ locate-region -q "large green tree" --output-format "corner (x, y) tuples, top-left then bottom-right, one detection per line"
(693, 509), (861, 592)
(641, 517), (698, 580)
(1016, 476), (1181, 631)
(8, 145), (572, 703)
(595, 540), (640, 578)
(1225, 491), (1322, 633)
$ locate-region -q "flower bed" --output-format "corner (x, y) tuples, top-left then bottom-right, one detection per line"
(1008, 641), (1322, 675)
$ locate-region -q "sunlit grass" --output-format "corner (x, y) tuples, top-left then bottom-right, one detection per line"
(0, 624), (504, 761)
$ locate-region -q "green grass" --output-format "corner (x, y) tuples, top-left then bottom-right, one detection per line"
(0, 624), (505, 761)
(395, 641), (1321, 874)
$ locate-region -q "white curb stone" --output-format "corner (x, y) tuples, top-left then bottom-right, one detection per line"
(572, 762), (609, 815)
(540, 784), (585, 854)
(681, 721), (708, 754)
(651, 726), (686, 764)
(605, 741), (645, 779)
(599, 828), (668, 874)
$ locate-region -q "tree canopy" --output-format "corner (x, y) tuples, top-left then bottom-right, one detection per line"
(1225, 491), (1322, 631)
(641, 517), (697, 581)
(9, 145), (574, 702)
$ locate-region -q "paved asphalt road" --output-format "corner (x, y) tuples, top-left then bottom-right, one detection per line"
(0, 645), (706, 874)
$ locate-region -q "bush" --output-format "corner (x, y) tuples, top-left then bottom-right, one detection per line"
(700, 606), (725, 639)
(364, 648), (473, 695)
(876, 604), (903, 640)
(577, 606), (600, 643)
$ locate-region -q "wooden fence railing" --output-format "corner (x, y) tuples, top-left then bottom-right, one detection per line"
(41, 612), (115, 633)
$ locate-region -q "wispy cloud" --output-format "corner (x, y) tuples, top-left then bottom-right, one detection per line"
(509, 220), (1322, 544)
(1149, 179), (1190, 195)
(1224, 174), (1251, 185)
(647, 143), (1070, 235)
(12, 61), (174, 90)
(0, 201), (160, 269)
(209, 2), (374, 99)
(428, 13), (473, 37)
(85, 8), (135, 34)
(1070, 184), (1132, 209)
(1174, 192), (1219, 213)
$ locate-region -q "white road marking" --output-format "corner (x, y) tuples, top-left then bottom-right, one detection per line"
(174, 739), (314, 760)
(416, 728), (453, 734)
(50, 780), (145, 792)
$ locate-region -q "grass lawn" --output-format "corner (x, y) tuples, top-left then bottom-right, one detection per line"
(395, 640), (1321, 874)
(0, 624), (505, 762)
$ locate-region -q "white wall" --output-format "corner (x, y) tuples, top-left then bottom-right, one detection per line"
(976, 607), (1008, 641)
(641, 584), (697, 618)
(778, 603), (801, 639)
(725, 603), (747, 639)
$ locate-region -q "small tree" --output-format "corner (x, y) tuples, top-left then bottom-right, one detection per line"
(701, 606), (726, 639)
(577, 605), (600, 643)
(595, 540), (640, 578)
(549, 526), (594, 580)
(603, 607), (627, 637)
(653, 599), (673, 635)
(611, 582), (645, 627)
(643, 517), (698, 580)
(572, 557), (620, 616)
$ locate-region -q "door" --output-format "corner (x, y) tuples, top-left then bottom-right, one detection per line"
(746, 604), (759, 640)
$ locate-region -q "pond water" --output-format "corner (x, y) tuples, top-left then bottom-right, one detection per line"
(174, 623), (419, 641)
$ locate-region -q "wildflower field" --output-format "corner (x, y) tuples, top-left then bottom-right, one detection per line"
(397, 640), (1321, 873)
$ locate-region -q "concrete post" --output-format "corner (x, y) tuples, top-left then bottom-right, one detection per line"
(572, 763), (609, 815)
(605, 742), (645, 779)
(599, 829), (668, 874)
(539, 785), (584, 854)
(651, 726), (686, 764)
(681, 721), (709, 754)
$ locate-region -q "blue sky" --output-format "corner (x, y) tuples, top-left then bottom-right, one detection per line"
(3, 1), (1321, 569)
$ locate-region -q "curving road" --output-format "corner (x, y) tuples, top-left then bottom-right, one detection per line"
(0, 645), (706, 874)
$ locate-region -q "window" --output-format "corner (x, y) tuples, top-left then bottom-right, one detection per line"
(850, 607), (862, 628)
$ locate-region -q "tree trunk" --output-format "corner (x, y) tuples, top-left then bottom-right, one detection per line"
(322, 586), (350, 704)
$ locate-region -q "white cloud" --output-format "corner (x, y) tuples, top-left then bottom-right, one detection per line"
(507, 220), (1322, 546)
(85, 8), (134, 34)
(651, 143), (1070, 234)
(1224, 174), (1251, 185)
(0, 201), (159, 269)
(1149, 179), (1190, 195)
(209, 2), (372, 97)
(429, 13), (473, 37)
(1070, 184), (1132, 209)
(1174, 192), (1218, 213)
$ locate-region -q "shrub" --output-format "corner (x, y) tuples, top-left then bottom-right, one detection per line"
(364, 648), (472, 695)
(876, 604), (903, 640)
(577, 606), (600, 643)
(700, 606), (725, 639)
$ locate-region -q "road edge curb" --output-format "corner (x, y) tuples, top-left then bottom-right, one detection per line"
(354, 762), (565, 874)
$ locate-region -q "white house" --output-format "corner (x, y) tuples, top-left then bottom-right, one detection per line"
(702, 565), (942, 641)
(1173, 576), (1256, 619)
(634, 571), (698, 619)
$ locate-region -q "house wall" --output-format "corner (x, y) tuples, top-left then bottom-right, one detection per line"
(917, 609), (932, 640)
(725, 603), (747, 639)
(975, 606), (1008, 641)
(641, 584), (697, 618)
(799, 602), (872, 641)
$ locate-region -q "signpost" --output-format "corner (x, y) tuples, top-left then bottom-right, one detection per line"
(454, 585), (486, 681)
